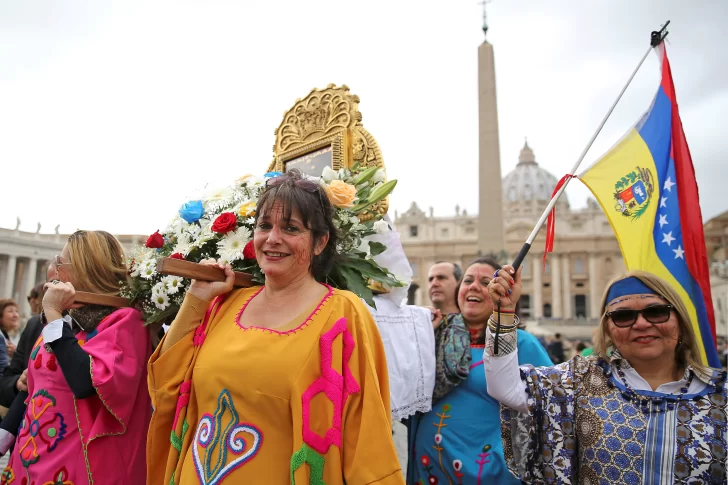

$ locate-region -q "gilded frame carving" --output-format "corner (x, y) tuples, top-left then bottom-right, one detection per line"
(267, 84), (388, 218)
(277, 130), (349, 177)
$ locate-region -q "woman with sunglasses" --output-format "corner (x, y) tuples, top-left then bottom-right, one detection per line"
(485, 268), (727, 484)
(147, 170), (403, 484)
(0, 231), (151, 485)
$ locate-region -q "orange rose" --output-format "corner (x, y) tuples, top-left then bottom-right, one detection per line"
(325, 180), (357, 208)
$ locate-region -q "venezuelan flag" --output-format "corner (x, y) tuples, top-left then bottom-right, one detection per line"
(579, 44), (719, 367)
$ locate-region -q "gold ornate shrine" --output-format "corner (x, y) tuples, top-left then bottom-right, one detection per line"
(268, 84), (388, 217)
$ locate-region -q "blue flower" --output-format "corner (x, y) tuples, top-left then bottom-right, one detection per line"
(263, 171), (283, 178)
(179, 200), (204, 223)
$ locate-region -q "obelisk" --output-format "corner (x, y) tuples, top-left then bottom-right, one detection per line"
(477, 12), (505, 255)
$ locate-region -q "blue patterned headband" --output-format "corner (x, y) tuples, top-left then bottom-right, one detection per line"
(606, 276), (658, 304)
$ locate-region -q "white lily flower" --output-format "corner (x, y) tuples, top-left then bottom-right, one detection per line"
(322, 166), (339, 182)
(373, 220), (390, 234)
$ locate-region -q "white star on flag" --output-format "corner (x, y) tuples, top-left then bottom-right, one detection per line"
(673, 245), (685, 259)
(662, 231), (675, 246)
(659, 214), (668, 228)
(660, 197), (668, 208)
(663, 176), (675, 192)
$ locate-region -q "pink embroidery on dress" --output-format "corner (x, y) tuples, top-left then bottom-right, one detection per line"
(194, 296), (225, 347)
(235, 284), (334, 336)
(301, 318), (360, 455)
(173, 381), (192, 431)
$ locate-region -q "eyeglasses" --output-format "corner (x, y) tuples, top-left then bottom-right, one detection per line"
(54, 255), (72, 268)
(264, 174), (327, 212)
(606, 304), (673, 328)
(265, 174), (321, 194)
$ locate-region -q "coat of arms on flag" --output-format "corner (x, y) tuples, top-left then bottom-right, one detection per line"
(613, 166), (654, 219)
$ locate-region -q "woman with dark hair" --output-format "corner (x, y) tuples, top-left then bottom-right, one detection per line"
(406, 257), (552, 484)
(0, 230), (151, 484)
(0, 299), (20, 362)
(486, 268), (727, 484)
(147, 170), (403, 484)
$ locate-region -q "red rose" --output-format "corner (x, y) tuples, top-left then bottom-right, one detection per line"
(145, 230), (164, 248)
(243, 240), (256, 260)
(170, 253), (184, 260)
(211, 212), (238, 234)
(421, 456), (430, 466)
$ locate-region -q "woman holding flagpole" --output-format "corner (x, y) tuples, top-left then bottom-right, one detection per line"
(485, 266), (727, 484)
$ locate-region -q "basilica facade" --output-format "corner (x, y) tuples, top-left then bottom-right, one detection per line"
(397, 142), (625, 329)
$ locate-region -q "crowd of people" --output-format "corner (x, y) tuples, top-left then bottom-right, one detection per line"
(0, 169), (724, 484)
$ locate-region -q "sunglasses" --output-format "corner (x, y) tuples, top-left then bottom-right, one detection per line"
(265, 175), (321, 192)
(264, 174), (327, 211)
(606, 304), (673, 328)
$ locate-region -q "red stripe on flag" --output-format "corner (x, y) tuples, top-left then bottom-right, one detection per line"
(543, 174), (577, 270)
(662, 47), (717, 343)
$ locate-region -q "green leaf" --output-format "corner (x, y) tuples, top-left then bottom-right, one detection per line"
(353, 166), (378, 186)
(339, 265), (376, 308)
(351, 180), (397, 212)
(368, 241), (387, 256)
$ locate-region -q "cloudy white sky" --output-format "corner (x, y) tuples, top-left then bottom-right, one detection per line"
(1, 0), (726, 236)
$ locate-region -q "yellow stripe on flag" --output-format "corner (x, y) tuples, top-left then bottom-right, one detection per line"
(580, 129), (708, 363)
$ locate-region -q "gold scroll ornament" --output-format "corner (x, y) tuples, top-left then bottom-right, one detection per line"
(267, 84), (388, 221)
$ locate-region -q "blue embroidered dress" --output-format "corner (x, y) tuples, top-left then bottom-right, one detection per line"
(407, 327), (552, 484)
(500, 353), (728, 484)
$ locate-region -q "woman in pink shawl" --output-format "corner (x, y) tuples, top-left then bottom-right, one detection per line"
(0, 230), (151, 485)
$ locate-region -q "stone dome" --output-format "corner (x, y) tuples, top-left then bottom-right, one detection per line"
(502, 141), (569, 215)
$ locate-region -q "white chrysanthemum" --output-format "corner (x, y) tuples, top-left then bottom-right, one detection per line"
(204, 186), (234, 202)
(129, 260), (141, 277)
(217, 226), (252, 262)
(164, 216), (185, 236)
(172, 239), (193, 256)
(139, 260), (156, 280)
(163, 275), (184, 294)
(186, 223), (202, 240)
(153, 292), (170, 310)
(245, 176), (265, 187)
(152, 281), (168, 296)
(245, 217), (256, 226)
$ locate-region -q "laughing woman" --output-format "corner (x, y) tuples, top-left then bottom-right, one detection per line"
(406, 257), (552, 485)
(486, 268), (727, 484)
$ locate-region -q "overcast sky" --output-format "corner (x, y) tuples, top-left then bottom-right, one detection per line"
(1, 0), (726, 236)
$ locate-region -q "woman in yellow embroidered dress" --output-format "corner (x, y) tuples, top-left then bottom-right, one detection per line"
(147, 170), (404, 484)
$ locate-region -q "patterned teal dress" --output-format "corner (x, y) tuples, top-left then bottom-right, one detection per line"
(407, 321), (552, 485)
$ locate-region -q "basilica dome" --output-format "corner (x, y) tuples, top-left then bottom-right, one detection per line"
(502, 141), (569, 216)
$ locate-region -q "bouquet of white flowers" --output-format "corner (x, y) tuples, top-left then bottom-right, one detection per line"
(121, 166), (404, 325)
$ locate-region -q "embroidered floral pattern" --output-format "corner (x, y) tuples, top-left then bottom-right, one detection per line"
(0, 466), (14, 485)
(41, 466), (74, 485)
(192, 389), (262, 485)
(418, 402), (493, 485)
(475, 445), (491, 485)
(431, 403), (453, 484)
(17, 389), (67, 469)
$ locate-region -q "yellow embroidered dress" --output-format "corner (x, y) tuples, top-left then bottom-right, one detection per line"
(147, 284), (404, 485)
